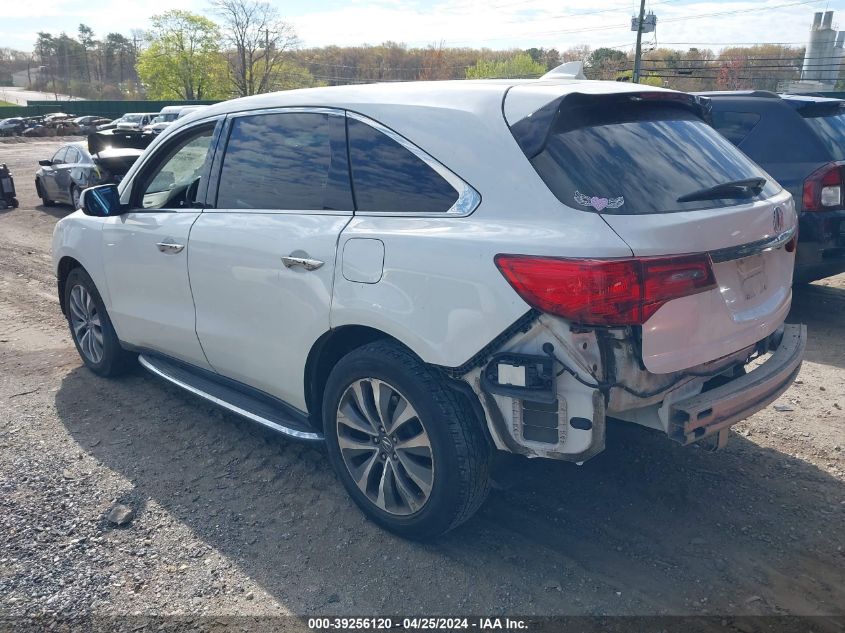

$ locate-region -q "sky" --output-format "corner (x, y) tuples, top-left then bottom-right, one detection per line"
(2, 0), (845, 54)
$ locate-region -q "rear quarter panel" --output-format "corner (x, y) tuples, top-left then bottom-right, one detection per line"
(330, 101), (632, 368)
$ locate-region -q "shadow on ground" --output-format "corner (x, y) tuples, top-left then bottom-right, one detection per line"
(34, 202), (73, 220)
(54, 361), (845, 617)
(789, 282), (845, 370)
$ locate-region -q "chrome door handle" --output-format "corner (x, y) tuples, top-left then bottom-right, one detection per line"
(156, 241), (185, 254)
(281, 255), (324, 271)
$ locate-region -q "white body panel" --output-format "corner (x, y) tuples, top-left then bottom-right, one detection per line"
(52, 211), (110, 305)
(100, 211), (212, 369)
(188, 211), (351, 409)
(333, 211), (631, 369)
(602, 191), (798, 373)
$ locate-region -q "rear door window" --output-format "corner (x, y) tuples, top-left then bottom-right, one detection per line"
(710, 111), (761, 145)
(216, 111), (352, 211)
(511, 94), (779, 214)
(347, 117), (458, 213)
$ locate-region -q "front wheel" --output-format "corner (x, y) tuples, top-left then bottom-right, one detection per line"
(64, 267), (135, 376)
(323, 340), (491, 539)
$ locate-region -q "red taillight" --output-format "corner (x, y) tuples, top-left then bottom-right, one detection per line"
(494, 254), (717, 326)
(803, 161), (845, 212)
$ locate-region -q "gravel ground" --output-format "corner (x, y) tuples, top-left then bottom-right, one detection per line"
(0, 139), (843, 624)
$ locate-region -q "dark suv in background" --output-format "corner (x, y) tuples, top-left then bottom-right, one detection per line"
(701, 91), (845, 282)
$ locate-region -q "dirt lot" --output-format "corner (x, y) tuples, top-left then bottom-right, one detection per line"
(1, 139), (843, 621)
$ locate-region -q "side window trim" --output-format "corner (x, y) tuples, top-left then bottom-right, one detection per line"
(207, 106), (354, 215)
(345, 111), (481, 217)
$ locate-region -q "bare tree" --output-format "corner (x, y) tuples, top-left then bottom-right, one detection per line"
(211, 0), (299, 96)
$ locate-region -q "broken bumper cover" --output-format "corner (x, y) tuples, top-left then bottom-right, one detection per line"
(668, 323), (807, 445)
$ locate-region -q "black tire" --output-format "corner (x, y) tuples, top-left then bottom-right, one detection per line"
(323, 340), (491, 539)
(64, 267), (135, 377)
(70, 184), (81, 210)
(35, 178), (55, 207)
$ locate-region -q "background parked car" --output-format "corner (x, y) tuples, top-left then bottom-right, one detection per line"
(0, 117), (25, 136)
(143, 106), (207, 135)
(701, 90), (845, 282)
(73, 116), (112, 136)
(115, 113), (156, 131)
(97, 113), (155, 132)
(34, 137), (146, 208)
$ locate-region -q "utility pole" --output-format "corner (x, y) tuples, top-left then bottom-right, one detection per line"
(632, 0), (646, 83)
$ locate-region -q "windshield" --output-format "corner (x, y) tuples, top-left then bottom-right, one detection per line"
(159, 113), (179, 122)
(122, 114), (143, 123)
(512, 95), (779, 214)
(802, 111), (845, 160)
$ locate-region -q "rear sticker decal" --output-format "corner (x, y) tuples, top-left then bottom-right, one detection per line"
(574, 190), (624, 211)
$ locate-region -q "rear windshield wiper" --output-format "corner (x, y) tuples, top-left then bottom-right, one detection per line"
(676, 177), (766, 203)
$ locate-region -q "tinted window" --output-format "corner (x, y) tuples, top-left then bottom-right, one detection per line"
(217, 112), (352, 211)
(347, 118), (458, 213)
(802, 112), (845, 160)
(52, 147), (68, 164)
(711, 111), (760, 145)
(518, 98), (778, 214)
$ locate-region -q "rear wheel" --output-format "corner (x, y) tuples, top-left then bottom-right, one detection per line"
(64, 267), (135, 376)
(323, 340), (491, 539)
(35, 178), (55, 207)
(71, 185), (81, 210)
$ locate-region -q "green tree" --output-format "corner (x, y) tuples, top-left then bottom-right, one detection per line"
(465, 52), (546, 79)
(585, 47), (628, 80)
(136, 10), (227, 100)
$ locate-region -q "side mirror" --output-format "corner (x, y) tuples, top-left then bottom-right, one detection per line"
(39, 159), (52, 167)
(80, 184), (123, 216)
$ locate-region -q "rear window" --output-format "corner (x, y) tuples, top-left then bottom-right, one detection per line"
(802, 110), (845, 160)
(512, 94), (779, 214)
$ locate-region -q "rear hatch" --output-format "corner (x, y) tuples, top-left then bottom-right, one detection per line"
(92, 147), (143, 182)
(87, 130), (151, 182)
(505, 85), (797, 374)
(788, 96), (845, 160)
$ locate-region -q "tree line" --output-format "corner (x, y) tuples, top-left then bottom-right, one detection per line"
(0, 0), (828, 103)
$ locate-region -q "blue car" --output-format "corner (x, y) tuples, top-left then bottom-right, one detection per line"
(700, 91), (845, 283)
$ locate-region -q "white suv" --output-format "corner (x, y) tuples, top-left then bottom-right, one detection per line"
(53, 80), (806, 538)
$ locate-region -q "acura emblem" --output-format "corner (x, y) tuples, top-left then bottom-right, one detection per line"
(773, 207), (784, 233)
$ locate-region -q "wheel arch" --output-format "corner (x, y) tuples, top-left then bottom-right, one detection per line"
(57, 256), (84, 316)
(303, 325), (492, 446)
(304, 325), (394, 429)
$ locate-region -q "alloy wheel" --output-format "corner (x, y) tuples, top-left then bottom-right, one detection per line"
(68, 285), (104, 364)
(336, 378), (434, 516)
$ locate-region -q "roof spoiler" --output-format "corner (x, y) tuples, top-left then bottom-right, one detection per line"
(540, 61), (587, 80)
(88, 129), (155, 155)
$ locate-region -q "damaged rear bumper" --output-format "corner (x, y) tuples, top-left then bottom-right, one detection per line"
(667, 323), (807, 445)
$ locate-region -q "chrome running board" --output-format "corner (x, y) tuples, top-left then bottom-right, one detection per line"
(138, 354), (323, 442)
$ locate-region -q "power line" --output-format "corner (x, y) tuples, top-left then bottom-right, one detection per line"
(445, 0), (825, 45)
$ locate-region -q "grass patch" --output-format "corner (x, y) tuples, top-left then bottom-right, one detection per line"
(0, 101), (18, 107)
